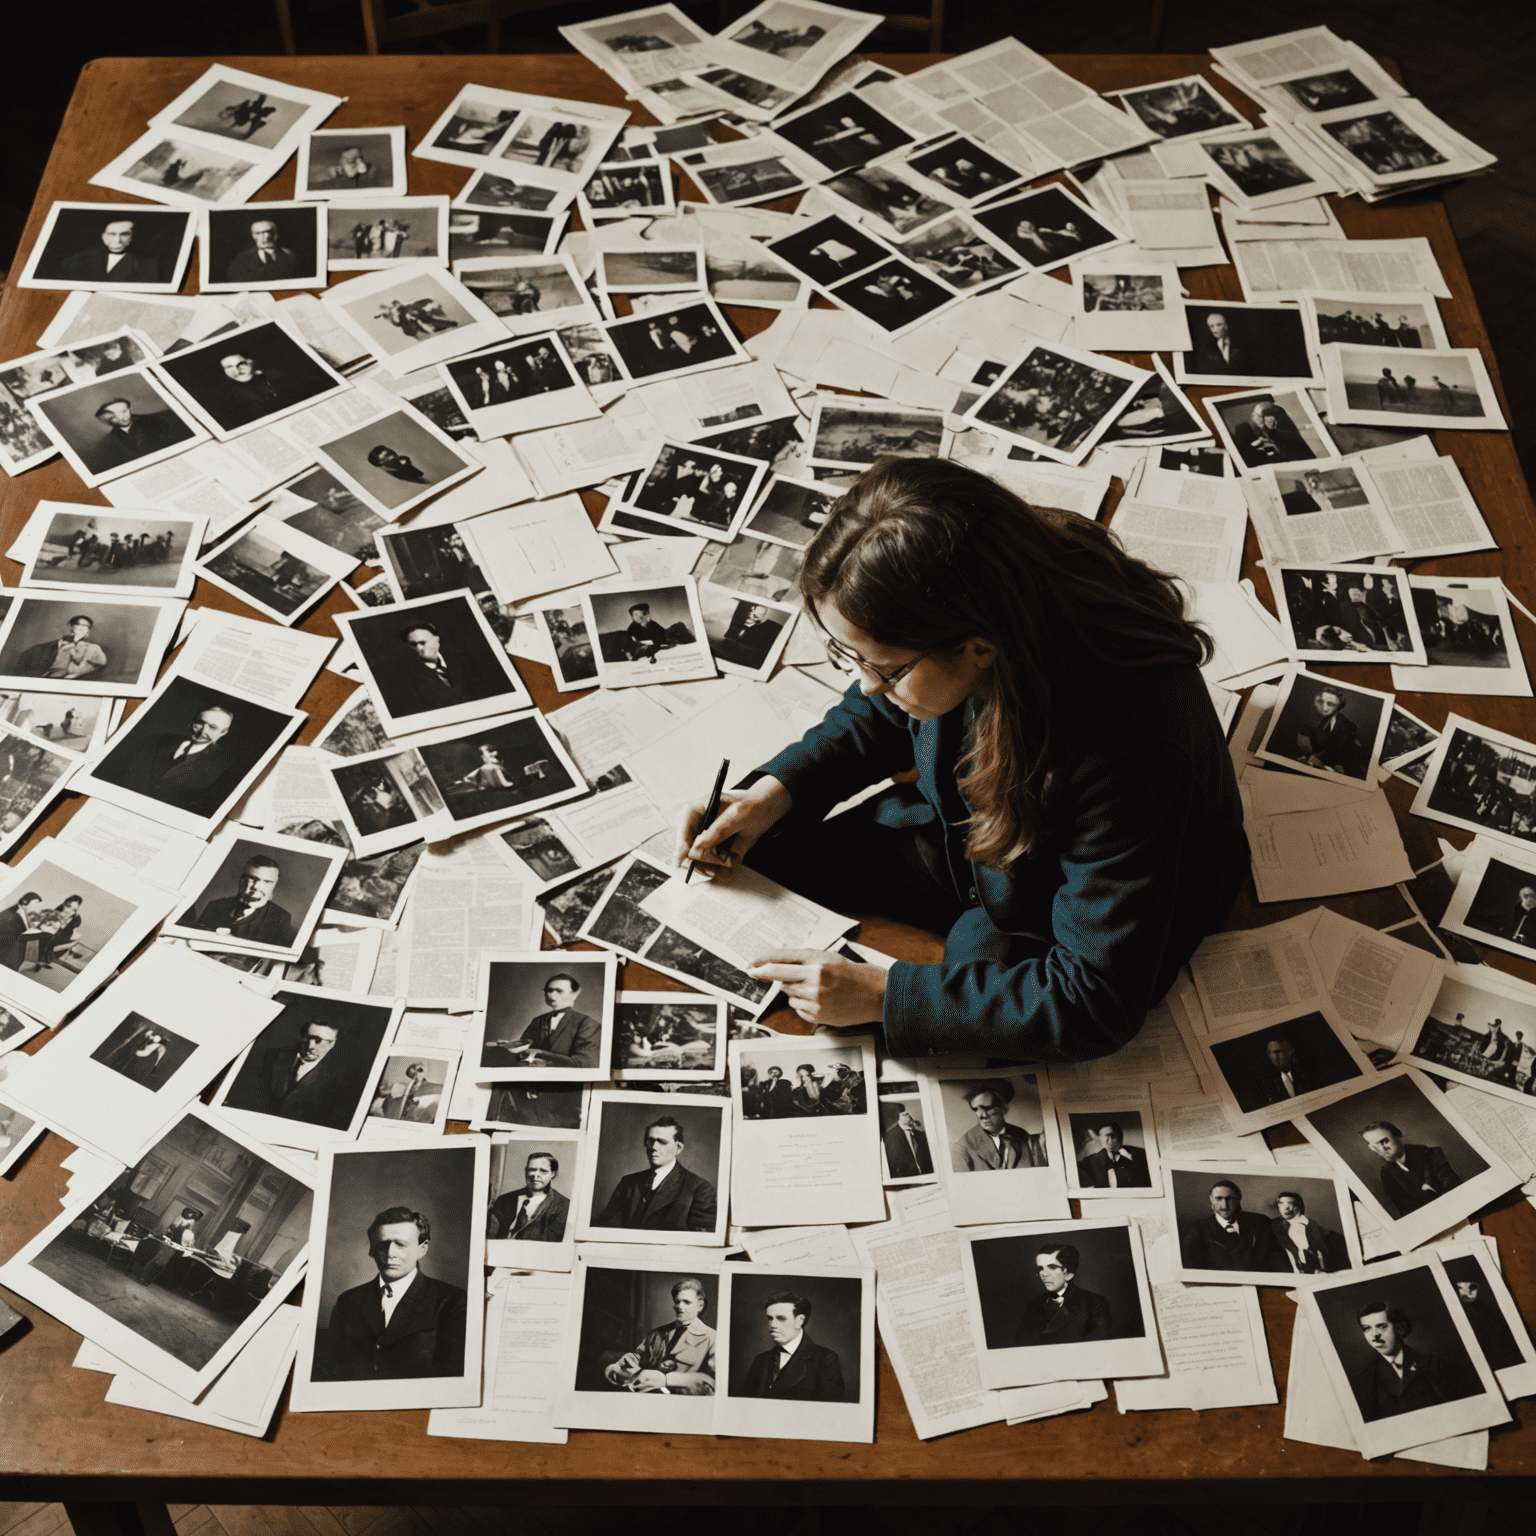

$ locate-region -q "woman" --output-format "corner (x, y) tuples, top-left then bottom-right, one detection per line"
(676, 458), (1248, 1062)
(34, 893), (83, 968)
(790, 1064), (823, 1115)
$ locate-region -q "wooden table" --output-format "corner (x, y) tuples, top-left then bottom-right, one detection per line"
(2, 52), (1535, 1528)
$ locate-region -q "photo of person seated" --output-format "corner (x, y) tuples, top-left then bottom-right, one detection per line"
(182, 854), (296, 948)
(602, 1275), (716, 1393)
(1075, 1120), (1151, 1188)
(1359, 1120), (1463, 1218)
(482, 971), (601, 1071)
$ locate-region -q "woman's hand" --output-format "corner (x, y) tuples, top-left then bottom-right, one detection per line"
(674, 777), (792, 883)
(748, 949), (887, 1028)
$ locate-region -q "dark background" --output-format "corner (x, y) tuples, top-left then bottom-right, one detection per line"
(348, 592), (515, 717)
(487, 1131), (578, 1209)
(89, 1009), (198, 1091)
(29, 205), (193, 284)
(481, 953), (609, 1064)
(158, 320), (340, 428)
(588, 1097), (723, 1224)
(1207, 1010), (1365, 1114)
(173, 833), (340, 946)
(1169, 1167), (1351, 1262)
(725, 1270), (863, 1402)
(971, 1226), (1145, 1350)
(1067, 1109), (1148, 1161)
(1263, 671), (1386, 777)
(573, 1265), (720, 1392)
(32, 370), (198, 475)
(1461, 855), (1536, 943)
(206, 203), (323, 282)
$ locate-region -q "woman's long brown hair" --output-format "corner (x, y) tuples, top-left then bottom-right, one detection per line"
(800, 457), (1212, 870)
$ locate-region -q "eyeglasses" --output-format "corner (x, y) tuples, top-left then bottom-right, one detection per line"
(821, 632), (966, 689)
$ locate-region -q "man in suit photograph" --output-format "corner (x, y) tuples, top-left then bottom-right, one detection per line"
(1301, 686), (1363, 777)
(760, 1064), (794, 1119)
(124, 703), (243, 816)
(1360, 1120), (1464, 1218)
(1257, 1034), (1324, 1105)
(951, 1082), (1047, 1171)
(1190, 310), (1250, 374)
(321, 1205), (467, 1380)
(722, 603), (784, 670)
(1179, 1179), (1289, 1272)
(1076, 1121), (1151, 1189)
(1014, 1243), (1112, 1347)
(882, 1104), (933, 1178)
(60, 218), (161, 283)
(255, 1018), (357, 1126)
(183, 854), (296, 948)
(14, 614), (108, 681)
(603, 1276), (716, 1393)
(742, 1290), (846, 1400)
(390, 622), (502, 716)
(593, 1113), (718, 1232)
(1503, 886), (1536, 949)
(486, 972), (599, 1070)
(1349, 1303), (1460, 1420)
(488, 1151), (569, 1242)
(207, 350), (307, 430)
(225, 217), (305, 282)
(0, 891), (44, 973)
(85, 397), (192, 473)
(1271, 1191), (1350, 1274)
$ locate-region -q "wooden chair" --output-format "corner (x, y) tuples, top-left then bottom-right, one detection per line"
(360, 0), (566, 54)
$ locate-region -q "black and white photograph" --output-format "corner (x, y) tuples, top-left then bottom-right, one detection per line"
(485, 1129), (581, 1269)
(1442, 841), (1536, 963)
(1278, 68), (1379, 114)
(622, 440), (768, 542)
(1319, 104), (1452, 181)
(1298, 1065), (1515, 1253)
(556, 323), (629, 391)
(557, 1258), (722, 1435)
(198, 515), (355, 625)
(1397, 578), (1528, 696)
(961, 1218), (1163, 1389)
(1116, 75), (1245, 138)
(480, 1077), (587, 1133)
(201, 203), (325, 292)
(535, 599), (598, 692)
(378, 523), (489, 604)
(324, 198), (449, 272)
(292, 1137), (487, 1412)
(738, 1043), (867, 1120)
(19, 203), (196, 293)
(166, 828), (347, 962)
(153, 64), (339, 153)
(972, 185), (1125, 273)
(29, 364), (207, 487)
(578, 161), (675, 220)
(896, 215), (1021, 295)
(325, 744), (445, 859)
(1300, 292), (1449, 354)
(212, 983), (403, 1152)
(900, 136), (1026, 205)
(75, 672), (303, 838)
(458, 169), (563, 213)
(722, 0), (879, 74)
(322, 264), (507, 377)
(602, 299), (746, 384)
(1168, 1162), (1359, 1284)
(965, 341), (1145, 466)
(1255, 667), (1393, 786)
(323, 841), (425, 932)
(270, 467), (386, 565)
(773, 93), (913, 175)
(1303, 1252), (1508, 1459)
(414, 708), (583, 835)
(474, 952), (615, 1083)
(0, 593), (183, 698)
(0, 1094), (43, 1178)
(452, 252), (598, 335)
(495, 108), (623, 189)
(1207, 386), (1336, 473)
(1403, 965), (1536, 1109)
(0, 722), (84, 859)
(582, 579), (715, 688)
(1380, 705), (1439, 772)
(1196, 129), (1330, 207)
(0, 1004), (44, 1059)
(1267, 462), (1374, 519)
(91, 132), (263, 209)
(312, 402), (481, 521)
(692, 153), (809, 208)
(1159, 445), (1231, 476)
(743, 475), (837, 549)
(297, 127), (406, 198)
(1273, 563), (1426, 663)
(1074, 266), (1191, 355)
(438, 332), (598, 439)
(0, 690), (103, 756)
(1097, 358), (1206, 446)
(1412, 715), (1536, 853)
(875, 1074), (934, 1185)
(613, 992), (724, 1081)
(416, 84), (524, 169)
(828, 257), (955, 337)
(334, 591), (533, 737)
(699, 587), (795, 680)
(562, 2), (710, 70)
(598, 244), (705, 294)
(820, 163), (956, 240)
(496, 815), (584, 888)
(764, 214), (889, 289)
(18, 505), (201, 597)
(0, 1105), (314, 1402)
(1440, 1240), (1536, 1401)
(1320, 343), (1507, 432)
(715, 1265), (874, 1443)
(1059, 1105), (1162, 1199)
(1177, 302), (1319, 387)
(574, 1090), (729, 1247)
(807, 399), (944, 469)
(447, 209), (564, 263)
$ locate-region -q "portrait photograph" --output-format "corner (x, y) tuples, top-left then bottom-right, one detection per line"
(416, 83), (525, 169)
(323, 263), (506, 377)
(438, 332), (598, 439)
(1413, 716), (1536, 854)
(324, 197), (449, 272)
(1177, 302), (1319, 387)
(336, 591), (532, 738)
(1320, 342), (1507, 432)
(452, 252), (599, 335)
(1304, 1252), (1507, 1459)
(0, 1105), (314, 1402)
(624, 440), (768, 542)
(202, 202), (325, 292)
(1254, 667), (1393, 786)
(613, 991), (724, 1081)
(1403, 964), (1536, 1110)
(0, 593), (182, 699)
(92, 132), (262, 209)
(1440, 1241), (1536, 1400)
(1298, 1065), (1513, 1253)
(602, 299), (747, 384)
(1196, 129), (1329, 207)
(583, 580), (715, 689)
(0, 723), (84, 860)
(362, 1047), (456, 1139)
(76, 673), (303, 838)
(876, 1074), (935, 1185)
(1059, 1105), (1162, 1199)
(20, 202), (196, 293)
(1400, 579), (1527, 693)
(292, 1137), (487, 1413)
(961, 1218), (1162, 1389)
(1442, 842), (1536, 964)
(1199, 1007), (1372, 1131)
(742, 475), (836, 549)
(900, 135), (1026, 206)
(297, 127), (406, 198)
(1167, 1161), (1360, 1286)
(1096, 359), (1205, 446)
(166, 828), (347, 962)
(314, 404), (481, 522)
(558, 1257), (722, 1434)
(716, 1265), (874, 1442)
(1300, 291), (1449, 354)
(198, 515), (355, 626)
(972, 185), (1125, 273)
(325, 744), (445, 859)
(828, 258), (954, 338)
(773, 92), (913, 175)
(154, 64), (339, 153)
(212, 983), (404, 1153)
(1273, 563), (1425, 664)
(29, 364), (207, 487)
(474, 952), (615, 1083)
(18, 504), (201, 598)
(574, 1091), (728, 1247)
(699, 587), (795, 680)
(485, 1128), (581, 1269)
(1116, 74), (1245, 138)
(1208, 386), (1336, 472)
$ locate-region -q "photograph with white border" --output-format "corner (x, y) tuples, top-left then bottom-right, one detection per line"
(613, 991), (725, 1081)
(19, 202), (196, 294)
(452, 252), (601, 336)
(1113, 74), (1248, 140)
(1319, 342), (1507, 432)
(91, 132), (270, 209)
(296, 127), (406, 199)
(472, 951), (616, 1084)
(485, 1128), (582, 1269)
(582, 578), (715, 688)
(361, 1045), (458, 1141)
(322, 263), (508, 377)
(437, 331), (600, 441)
(149, 64), (341, 156)
(1253, 666), (1392, 787)
(1441, 837), (1536, 964)
(1393, 576), (1530, 697)
(197, 514), (356, 626)
(324, 197), (450, 273)
(1402, 963), (1536, 1110)
(16, 503), (202, 598)
(1205, 385), (1337, 475)
(1271, 562), (1426, 664)
(1058, 1102), (1163, 1200)
(201, 202), (326, 292)
(1410, 714), (1536, 852)
(312, 401), (482, 523)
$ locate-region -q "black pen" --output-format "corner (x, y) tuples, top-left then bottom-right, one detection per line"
(685, 758), (730, 885)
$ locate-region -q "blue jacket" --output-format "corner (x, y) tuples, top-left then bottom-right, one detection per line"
(756, 662), (1247, 1062)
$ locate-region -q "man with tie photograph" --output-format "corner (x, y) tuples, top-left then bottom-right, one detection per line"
(60, 217), (162, 283)
(123, 702), (243, 816)
(593, 1114), (718, 1233)
(1348, 1303), (1460, 1421)
(1189, 310), (1249, 375)
(321, 1205), (467, 1380)
(1258, 1034), (1322, 1105)
(881, 1102), (933, 1178)
(183, 853), (296, 949)
(1014, 1243), (1112, 1347)
(950, 1081), (1047, 1172)
(741, 1291), (846, 1401)
(1359, 1120), (1464, 1218)
(488, 1150), (569, 1243)
(1076, 1120), (1151, 1189)
(484, 972), (600, 1071)
(225, 217), (306, 282)
(603, 1276), (716, 1393)
(1178, 1178), (1289, 1272)
(254, 1018), (358, 1127)
(390, 621), (502, 717)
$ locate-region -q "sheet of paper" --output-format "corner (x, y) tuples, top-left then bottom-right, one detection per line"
(1309, 907), (1444, 1054)
(174, 609), (334, 710)
(1232, 237), (1450, 302)
(1110, 497), (1247, 586)
(1244, 787), (1415, 902)
(1115, 1281), (1277, 1411)
(1154, 1089), (1275, 1163)
(1188, 913), (1327, 1027)
(737, 1223), (862, 1266)
(1047, 1000), (1204, 1097)
(463, 496), (618, 605)
(54, 800), (208, 894)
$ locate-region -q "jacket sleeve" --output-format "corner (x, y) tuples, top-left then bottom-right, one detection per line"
(686, 1175), (718, 1232)
(432, 1285), (468, 1377)
(1084, 1294), (1112, 1342)
(668, 1331), (717, 1396)
(542, 1013), (602, 1068)
(755, 682), (918, 823)
(816, 1347), (845, 1402)
(881, 742), (1201, 1063)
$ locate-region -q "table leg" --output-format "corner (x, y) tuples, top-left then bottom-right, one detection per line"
(63, 1505), (177, 1536)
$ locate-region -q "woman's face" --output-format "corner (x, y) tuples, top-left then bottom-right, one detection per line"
(820, 602), (994, 723)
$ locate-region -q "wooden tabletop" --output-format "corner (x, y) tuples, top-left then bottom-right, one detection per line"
(1, 52), (1535, 1506)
